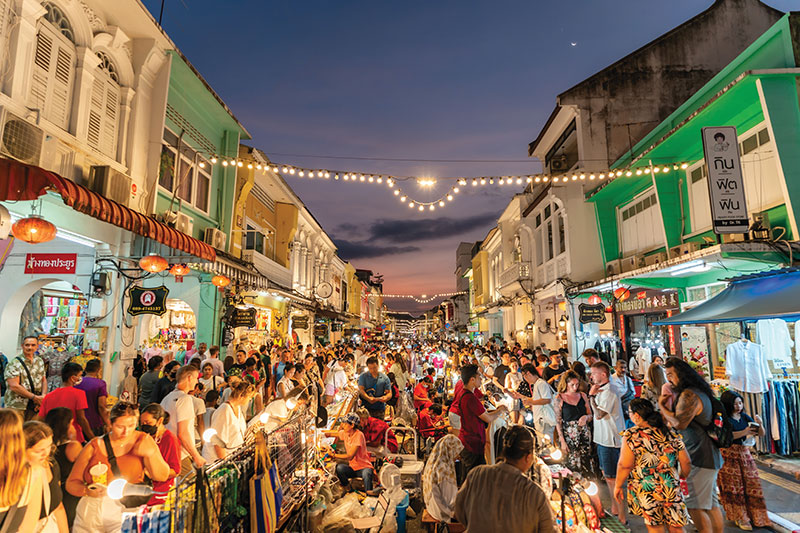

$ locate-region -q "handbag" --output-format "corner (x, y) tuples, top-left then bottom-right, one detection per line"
(101, 434), (153, 508)
(16, 357), (40, 421)
(250, 433), (278, 533)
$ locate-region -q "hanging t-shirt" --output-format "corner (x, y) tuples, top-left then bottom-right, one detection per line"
(756, 319), (793, 366)
(725, 341), (771, 393)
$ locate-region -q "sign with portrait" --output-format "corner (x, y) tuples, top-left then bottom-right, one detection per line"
(701, 126), (749, 234)
(127, 285), (169, 316)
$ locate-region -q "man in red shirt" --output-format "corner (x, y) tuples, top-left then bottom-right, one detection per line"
(418, 403), (447, 442)
(457, 364), (507, 477)
(414, 375), (434, 411)
(39, 361), (93, 442)
(357, 408), (398, 453)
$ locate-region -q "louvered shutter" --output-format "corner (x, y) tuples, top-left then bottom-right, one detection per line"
(100, 77), (118, 158)
(86, 76), (103, 149)
(0, 0), (11, 59)
(28, 24), (74, 130)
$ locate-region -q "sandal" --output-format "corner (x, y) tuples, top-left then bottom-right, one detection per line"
(737, 521), (753, 531)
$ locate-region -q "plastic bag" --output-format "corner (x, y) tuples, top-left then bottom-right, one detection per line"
(321, 493), (367, 533)
(395, 391), (417, 426)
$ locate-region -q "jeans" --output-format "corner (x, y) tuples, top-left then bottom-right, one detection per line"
(335, 463), (374, 492)
(458, 448), (485, 484)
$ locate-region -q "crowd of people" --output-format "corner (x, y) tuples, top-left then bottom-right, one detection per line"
(0, 334), (774, 533)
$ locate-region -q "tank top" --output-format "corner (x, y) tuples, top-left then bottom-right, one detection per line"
(82, 433), (146, 485)
(40, 462), (63, 519)
(560, 395), (586, 423)
(678, 388), (722, 470)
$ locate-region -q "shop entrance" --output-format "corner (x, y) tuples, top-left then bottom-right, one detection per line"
(139, 299), (197, 363)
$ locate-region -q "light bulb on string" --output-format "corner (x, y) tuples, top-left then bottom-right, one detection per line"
(359, 175), (365, 182)
(447, 194), (453, 201)
(400, 195), (406, 202)
(237, 161), (243, 167)
(281, 166), (287, 173)
(199, 162), (206, 168)
(472, 179), (477, 186)
(517, 178), (523, 184)
(334, 173), (340, 180)
(535, 177), (541, 183)
(377, 177), (383, 183)
(211, 157), (217, 164)
(408, 201), (415, 208)
(289, 168), (296, 175)
(368, 176), (374, 182)
(439, 201), (445, 207)
(394, 190), (400, 196)
(247, 163), (253, 169)
(480, 178), (486, 185)
(499, 178), (505, 185)
(222, 160), (229, 167)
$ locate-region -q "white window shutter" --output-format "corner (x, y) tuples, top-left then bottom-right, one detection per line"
(86, 76), (103, 149)
(28, 30), (52, 112)
(101, 77), (118, 158)
(50, 42), (74, 130)
(28, 25), (74, 131)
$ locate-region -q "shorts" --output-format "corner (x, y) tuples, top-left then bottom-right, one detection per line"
(597, 444), (620, 479)
(684, 467), (721, 510)
(448, 412), (461, 430)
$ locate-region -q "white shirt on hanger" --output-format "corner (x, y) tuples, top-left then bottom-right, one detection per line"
(635, 346), (650, 378)
(725, 340), (771, 394)
(756, 319), (794, 366)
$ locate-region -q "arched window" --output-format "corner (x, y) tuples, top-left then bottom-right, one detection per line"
(28, 2), (76, 130)
(87, 51), (120, 158)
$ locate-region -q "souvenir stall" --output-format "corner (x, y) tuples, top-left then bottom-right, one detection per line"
(655, 268), (800, 456)
(140, 299), (197, 363)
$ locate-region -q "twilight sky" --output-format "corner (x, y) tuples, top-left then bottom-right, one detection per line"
(143, 0), (793, 313)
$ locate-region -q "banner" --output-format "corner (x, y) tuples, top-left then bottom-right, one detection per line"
(25, 253), (77, 274)
(127, 285), (169, 316)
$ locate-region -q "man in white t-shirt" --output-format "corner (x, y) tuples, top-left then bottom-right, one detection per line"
(161, 365), (206, 475)
(589, 361), (626, 523)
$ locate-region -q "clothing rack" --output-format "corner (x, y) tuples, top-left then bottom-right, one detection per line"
(740, 378), (800, 456)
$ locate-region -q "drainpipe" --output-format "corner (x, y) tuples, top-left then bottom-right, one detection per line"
(678, 177), (685, 244)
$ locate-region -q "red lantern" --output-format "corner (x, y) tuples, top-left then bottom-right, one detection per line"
(169, 263), (190, 282)
(605, 305), (613, 313)
(212, 274), (230, 289)
(613, 287), (630, 302)
(12, 215), (56, 244)
(139, 253), (168, 273)
(588, 294), (602, 305)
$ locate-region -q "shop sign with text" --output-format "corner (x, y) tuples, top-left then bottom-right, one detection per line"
(127, 285), (169, 316)
(25, 253), (77, 274)
(701, 126), (749, 234)
(616, 290), (679, 314)
(578, 303), (606, 324)
(230, 308), (257, 329)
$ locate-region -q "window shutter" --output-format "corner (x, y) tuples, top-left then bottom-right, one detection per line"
(86, 76), (103, 149)
(86, 73), (118, 158)
(28, 30), (52, 112)
(28, 25), (74, 130)
(49, 43), (74, 129)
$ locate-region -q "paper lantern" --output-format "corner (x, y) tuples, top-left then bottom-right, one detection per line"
(212, 274), (230, 288)
(558, 301), (567, 311)
(613, 287), (630, 301)
(588, 294), (602, 305)
(169, 263), (190, 282)
(605, 305), (613, 313)
(139, 253), (168, 273)
(12, 215), (56, 244)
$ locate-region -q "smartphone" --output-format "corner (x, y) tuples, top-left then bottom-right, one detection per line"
(748, 422), (760, 430)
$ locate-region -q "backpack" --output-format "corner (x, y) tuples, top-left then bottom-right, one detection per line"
(705, 393), (734, 448)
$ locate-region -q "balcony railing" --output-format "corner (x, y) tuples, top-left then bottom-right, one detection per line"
(499, 261), (531, 288)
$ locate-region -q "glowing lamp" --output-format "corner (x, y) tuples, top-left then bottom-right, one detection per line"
(259, 412), (270, 424)
(558, 301), (567, 311)
(202, 428), (217, 443)
(12, 215), (56, 244)
(585, 481), (599, 496)
(139, 253), (168, 273)
(211, 275), (230, 288)
(588, 294), (602, 305)
(550, 448), (563, 461)
(169, 263), (190, 282)
(613, 287), (631, 301)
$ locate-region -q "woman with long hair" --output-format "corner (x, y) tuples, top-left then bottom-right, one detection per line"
(139, 404), (181, 506)
(554, 371), (599, 478)
(717, 391), (769, 530)
(0, 409), (44, 532)
(615, 398), (691, 533)
(641, 363), (667, 410)
(44, 407), (81, 528)
(67, 402), (169, 533)
(23, 421), (69, 532)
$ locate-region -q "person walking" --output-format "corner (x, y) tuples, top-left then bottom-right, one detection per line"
(554, 370), (598, 478)
(615, 398), (691, 533)
(717, 391), (770, 530)
(455, 425), (554, 533)
(23, 421), (69, 532)
(139, 404), (181, 506)
(39, 362), (94, 443)
(161, 366), (206, 475)
(152, 361), (180, 404)
(589, 361), (626, 523)
(660, 357), (724, 533)
(4, 336), (48, 421)
(75, 358), (111, 436)
(200, 346), (224, 377)
(43, 407), (81, 528)
(138, 356), (163, 409)
(422, 435), (463, 523)
(202, 382), (255, 462)
(457, 364), (507, 478)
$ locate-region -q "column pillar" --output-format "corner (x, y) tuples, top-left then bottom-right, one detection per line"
(117, 86), (135, 166)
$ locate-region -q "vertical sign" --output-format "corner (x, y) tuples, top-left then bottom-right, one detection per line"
(701, 126), (749, 234)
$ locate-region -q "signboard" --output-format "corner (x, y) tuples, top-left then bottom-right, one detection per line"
(701, 126), (749, 234)
(467, 323), (479, 332)
(127, 285), (169, 316)
(680, 326), (711, 378)
(25, 253), (77, 274)
(292, 316), (309, 330)
(230, 308), (257, 329)
(314, 324), (328, 337)
(616, 290), (679, 314)
(578, 303), (606, 324)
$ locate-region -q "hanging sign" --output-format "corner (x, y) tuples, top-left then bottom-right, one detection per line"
(467, 323), (479, 332)
(701, 126), (749, 234)
(616, 289), (679, 314)
(230, 308), (257, 329)
(25, 253), (77, 274)
(578, 303), (606, 324)
(292, 316), (309, 329)
(314, 324), (328, 337)
(127, 285), (169, 316)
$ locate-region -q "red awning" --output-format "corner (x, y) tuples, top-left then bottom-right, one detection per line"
(0, 158), (216, 262)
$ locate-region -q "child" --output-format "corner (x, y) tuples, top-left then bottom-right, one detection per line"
(203, 389), (219, 429)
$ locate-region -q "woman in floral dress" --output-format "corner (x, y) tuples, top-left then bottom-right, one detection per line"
(554, 371), (600, 478)
(615, 398), (691, 533)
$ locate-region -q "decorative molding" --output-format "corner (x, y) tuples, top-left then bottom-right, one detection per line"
(78, 0), (103, 32)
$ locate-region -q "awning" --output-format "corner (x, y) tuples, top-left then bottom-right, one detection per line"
(0, 158), (216, 262)
(654, 268), (800, 325)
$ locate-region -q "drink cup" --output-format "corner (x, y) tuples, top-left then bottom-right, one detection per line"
(89, 463), (108, 486)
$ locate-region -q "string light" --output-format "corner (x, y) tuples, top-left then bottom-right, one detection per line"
(379, 291), (468, 304)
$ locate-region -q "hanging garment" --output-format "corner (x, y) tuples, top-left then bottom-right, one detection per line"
(756, 319), (794, 366)
(726, 341), (771, 393)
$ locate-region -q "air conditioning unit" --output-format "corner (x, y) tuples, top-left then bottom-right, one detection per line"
(621, 254), (644, 273)
(204, 227), (227, 250)
(605, 259), (622, 276)
(88, 165), (131, 206)
(0, 110), (43, 165)
(550, 156), (569, 171)
(644, 252), (668, 267)
(669, 242), (702, 257)
(175, 212), (193, 235)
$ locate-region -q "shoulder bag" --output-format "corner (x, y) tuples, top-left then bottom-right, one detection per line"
(101, 434), (153, 508)
(16, 357), (40, 421)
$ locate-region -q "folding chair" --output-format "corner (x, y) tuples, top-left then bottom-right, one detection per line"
(351, 492), (391, 532)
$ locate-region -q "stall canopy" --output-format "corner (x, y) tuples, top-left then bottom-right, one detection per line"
(0, 157), (216, 261)
(654, 268), (800, 325)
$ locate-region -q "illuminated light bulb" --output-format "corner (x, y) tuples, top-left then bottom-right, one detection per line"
(499, 178), (505, 185)
(585, 481), (599, 496)
(453, 187), (460, 193)
(299, 170), (305, 177)
(625, 170), (632, 177)
(211, 157), (218, 164)
(334, 173), (340, 180)
(543, 176), (549, 182)
(616, 171), (623, 177)
(394, 190), (400, 196)
(107, 479), (127, 500)
(550, 448), (563, 461)
(259, 412), (270, 424)
(439, 201), (445, 207)
(636, 169), (643, 175)
(203, 428), (218, 443)
(480, 178), (486, 185)
(673, 164), (679, 171)
(681, 163), (689, 169)
(289, 168), (296, 175)
(199, 162), (206, 169)
(526, 177), (532, 183)
(580, 174), (586, 180)
(343, 174), (349, 181)
(409, 201), (415, 208)
(272, 166), (279, 172)
(599, 173), (605, 179)
(368, 176), (374, 182)
(237, 161), (243, 167)
(420, 205), (426, 211)
(286, 398), (297, 410)
(472, 179), (477, 186)
(535, 177), (541, 183)
(222, 160), (229, 167)
(359, 175), (365, 182)
(377, 177), (383, 183)
(281, 166), (288, 173)
(662, 166), (670, 173)
(517, 178), (522, 184)
(256, 164), (262, 170)
(325, 171), (331, 178)
(589, 174), (595, 180)
(400, 196), (406, 202)
(552, 177), (559, 183)
(489, 178), (494, 184)
(644, 168), (651, 174)
(653, 167), (660, 173)
(308, 171), (314, 177)
(447, 194), (454, 201)
(247, 163), (253, 169)
(572, 174), (578, 181)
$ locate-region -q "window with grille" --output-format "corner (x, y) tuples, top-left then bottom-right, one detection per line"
(86, 53), (120, 158)
(157, 128), (211, 213)
(28, 16), (75, 130)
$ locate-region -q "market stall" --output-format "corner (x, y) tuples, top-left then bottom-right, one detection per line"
(140, 299), (197, 362)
